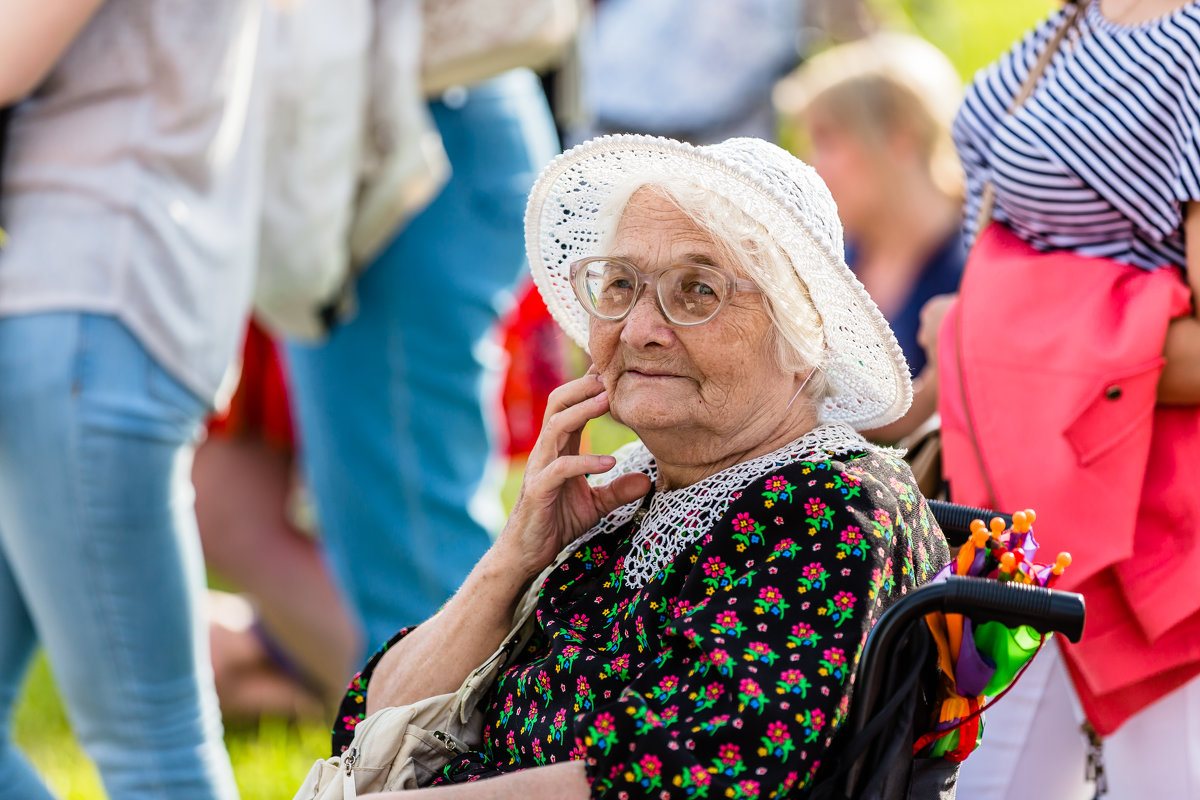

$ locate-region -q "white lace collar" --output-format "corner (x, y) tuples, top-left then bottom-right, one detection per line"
(579, 423), (895, 589)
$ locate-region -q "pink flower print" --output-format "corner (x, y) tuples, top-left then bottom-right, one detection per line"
(744, 641), (777, 665)
(736, 779), (760, 797)
(342, 715), (360, 732)
(819, 647), (850, 681)
(823, 647), (847, 667)
(755, 584), (789, 617)
(554, 708), (567, 727)
(767, 721), (790, 743)
(773, 538), (796, 555)
(592, 711), (616, 735)
(703, 556), (727, 577)
(574, 675), (595, 711)
(569, 613), (589, 629)
(735, 679), (766, 715)
(823, 591), (857, 628)
(687, 765), (712, 787)
(788, 621), (819, 647)
(842, 526), (863, 545)
(639, 754), (663, 778)
(718, 743), (742, 766)
(777, 668), (811, 699)
(765, 475), (789, 493)
(701, 714), (731, 733)
(712, 610), (746, 637)
(692, 681), (724, 710)
(591, 545), (607, 564)
(732, 512), (757, 533)
(799, 562), (829, 593)
(760, 586), (783, 604)
(658, 675), (678, 695)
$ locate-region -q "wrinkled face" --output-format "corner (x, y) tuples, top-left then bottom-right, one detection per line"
(589, 190), (800, 450)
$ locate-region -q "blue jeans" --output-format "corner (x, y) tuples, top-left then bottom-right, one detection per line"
(286, 69), (560, 653)
(0, 313), (237, 800)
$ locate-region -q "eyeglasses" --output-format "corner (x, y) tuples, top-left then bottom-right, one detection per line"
(569, 257), (761, 326)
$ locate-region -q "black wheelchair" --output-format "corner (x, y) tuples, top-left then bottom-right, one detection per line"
(807, 501), (1087, 800)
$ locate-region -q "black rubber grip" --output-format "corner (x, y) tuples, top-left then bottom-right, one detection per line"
(940, 575), (1085, 642)
(927, 500), (1013, 547)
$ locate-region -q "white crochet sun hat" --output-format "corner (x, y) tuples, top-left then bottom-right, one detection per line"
(524, 134), (912, 430)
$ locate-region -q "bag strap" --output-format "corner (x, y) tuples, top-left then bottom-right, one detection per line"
(973, 0), (1090, 235)
(452, 536), (588, 722)
(0, 106), (12, 248)
(958, 1), (1091, 509)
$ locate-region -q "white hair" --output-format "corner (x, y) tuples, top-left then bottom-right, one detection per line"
(595, 170), (829, 401)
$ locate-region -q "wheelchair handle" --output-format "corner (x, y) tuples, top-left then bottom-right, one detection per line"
(939, 575), (1085, 643)
(927, 500), (1012, 547)
(848, 576), (1086, 742)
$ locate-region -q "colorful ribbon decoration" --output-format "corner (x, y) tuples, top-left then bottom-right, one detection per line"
(918, 509), (1071, 759)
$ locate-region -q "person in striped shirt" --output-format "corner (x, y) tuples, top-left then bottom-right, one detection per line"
(943, 1), (1200, 798)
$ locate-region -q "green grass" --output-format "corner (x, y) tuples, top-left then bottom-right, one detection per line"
(10, 4), (1057, 795)
(13, 655), (330, 800)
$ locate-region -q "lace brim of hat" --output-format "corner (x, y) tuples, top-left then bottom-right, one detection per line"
(523, 134), (913, 431)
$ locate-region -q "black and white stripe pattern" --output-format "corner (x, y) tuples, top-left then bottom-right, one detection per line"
(954, 1), (1200, 270)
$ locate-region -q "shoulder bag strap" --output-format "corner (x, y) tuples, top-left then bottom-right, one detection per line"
(973, 0), (1090, 232)
(959, 0), (1091, 510)
(0, 106), (12, 248)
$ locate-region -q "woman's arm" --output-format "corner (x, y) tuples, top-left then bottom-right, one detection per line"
(365, 761), (589, 800)
(0, 0), (106, 105)
(364, 372), (651, 714)
(1158, 202), (1200, 405)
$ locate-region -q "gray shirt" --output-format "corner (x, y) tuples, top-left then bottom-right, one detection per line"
(0, 0), (267, 403)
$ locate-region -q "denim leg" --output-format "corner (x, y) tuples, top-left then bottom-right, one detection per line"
(0, 313), (238, 800)
(0, 542), (52, 799)
(287, 69), (560, 652)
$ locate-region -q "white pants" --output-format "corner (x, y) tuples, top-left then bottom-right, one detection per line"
(956, 639), (1200, 799)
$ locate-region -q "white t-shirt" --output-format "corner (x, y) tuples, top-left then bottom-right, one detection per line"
(0, 0), (267, 403)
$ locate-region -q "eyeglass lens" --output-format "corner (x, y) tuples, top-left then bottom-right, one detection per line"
(578, 260), (727, 324)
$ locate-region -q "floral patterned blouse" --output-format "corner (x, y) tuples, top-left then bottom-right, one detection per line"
(331, 449), (948, 799)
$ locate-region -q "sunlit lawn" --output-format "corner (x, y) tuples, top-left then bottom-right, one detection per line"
(12, 2), (1055, 796)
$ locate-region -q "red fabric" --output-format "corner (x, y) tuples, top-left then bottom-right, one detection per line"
(499, 283), (570, 459)
(207, 319), (296, 454)
(938, 223), (1200, 735)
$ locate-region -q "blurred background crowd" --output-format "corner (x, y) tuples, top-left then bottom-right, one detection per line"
(4, 0), (1194, 798)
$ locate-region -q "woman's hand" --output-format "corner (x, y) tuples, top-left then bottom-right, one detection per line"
(495, 371), (652, 583)
(1159, 202), (1200, 404)
(917, 292), (958, 371)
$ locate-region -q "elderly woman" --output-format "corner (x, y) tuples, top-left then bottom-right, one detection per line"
(329, 135), (949, 799)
